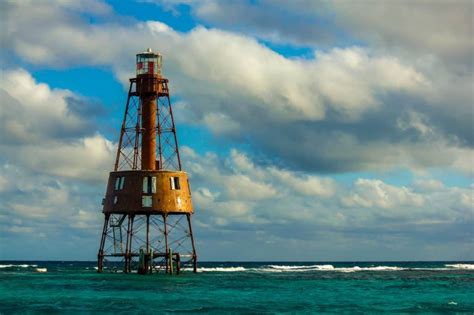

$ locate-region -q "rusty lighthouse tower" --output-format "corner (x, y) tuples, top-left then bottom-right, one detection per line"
(97, 49), (197, 274)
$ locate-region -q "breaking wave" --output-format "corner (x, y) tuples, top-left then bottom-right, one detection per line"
(267, 264), (334, 270)
(184, 267), (247, 272)
(261, 265), (404, 273)
(445, 264), (474, 270)
(184, 264), (474, 273)
(0, 264), (38, 268)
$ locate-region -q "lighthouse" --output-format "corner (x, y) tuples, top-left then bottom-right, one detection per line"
(97, 49), (197, 274)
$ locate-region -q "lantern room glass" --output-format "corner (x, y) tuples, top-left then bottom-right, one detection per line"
(136, 53), (162, 76)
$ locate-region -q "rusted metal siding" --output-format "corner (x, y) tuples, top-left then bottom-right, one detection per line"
(103, 170), (193, 214)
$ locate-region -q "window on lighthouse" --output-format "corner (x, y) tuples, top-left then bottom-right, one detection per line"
(142, 176), (157, 194)
(115, 176), (125, 190)
(142, 196), (152, 207)
(170, 177), (180, 190)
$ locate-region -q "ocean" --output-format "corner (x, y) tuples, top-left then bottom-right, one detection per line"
(0, 261), (473, 313)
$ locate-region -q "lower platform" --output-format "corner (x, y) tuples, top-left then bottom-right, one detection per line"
(97, 213), (197, 274)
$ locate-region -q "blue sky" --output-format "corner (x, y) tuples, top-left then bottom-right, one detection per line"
(0, 0), (473, 261)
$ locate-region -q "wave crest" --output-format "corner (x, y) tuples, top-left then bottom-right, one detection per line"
(0, 264), (38, 268)
(184, 265), (412, 273)
(183, 267), (247, 272)
(445, 264), (474, 270)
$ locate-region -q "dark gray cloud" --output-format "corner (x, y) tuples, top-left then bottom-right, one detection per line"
(331, 0), (474, 67)
(153, 0), (473, 67)
(190, 0), (338, 47)
(249, 96), (473, 173)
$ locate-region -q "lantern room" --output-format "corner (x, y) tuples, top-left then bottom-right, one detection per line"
(136, 48), (162, 76)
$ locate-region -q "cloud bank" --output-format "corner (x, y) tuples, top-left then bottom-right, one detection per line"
(0, 0), (472, 260)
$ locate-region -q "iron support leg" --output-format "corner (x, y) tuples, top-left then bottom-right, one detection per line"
(163, 214), (169, 274)
(186, 214), (198, 273)
(125, 215), (135, 273)
(124, 215), (131, 273)
(127, 215), (135, 272)
(146, 214), (150, 273)
(97, 214), (110, 273)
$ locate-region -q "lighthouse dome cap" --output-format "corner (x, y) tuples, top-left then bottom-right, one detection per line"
(138, 48), (161, 56)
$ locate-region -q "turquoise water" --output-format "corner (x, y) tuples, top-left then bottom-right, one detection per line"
(1, 261), (473, 313)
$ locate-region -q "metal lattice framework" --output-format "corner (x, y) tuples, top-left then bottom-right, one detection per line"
(114, 78), (181, 172)
(157, 91), (181, 171)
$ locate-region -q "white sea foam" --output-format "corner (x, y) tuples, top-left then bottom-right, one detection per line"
(184, 265), (409, 273)
(268, 264), (335, 270)
(445, 264), (474, 270)
(181, 267), (247, 272)
(263, 265), (335, 272)
(0, 264), (38, 268)
(262, 264), (474, 272)
(264, 265), (406, 272)
(195, 267), (247, 272)
(336, 266), (405, 273)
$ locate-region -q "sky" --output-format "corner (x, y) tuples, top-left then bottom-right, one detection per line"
(0, 0), (473, 261)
